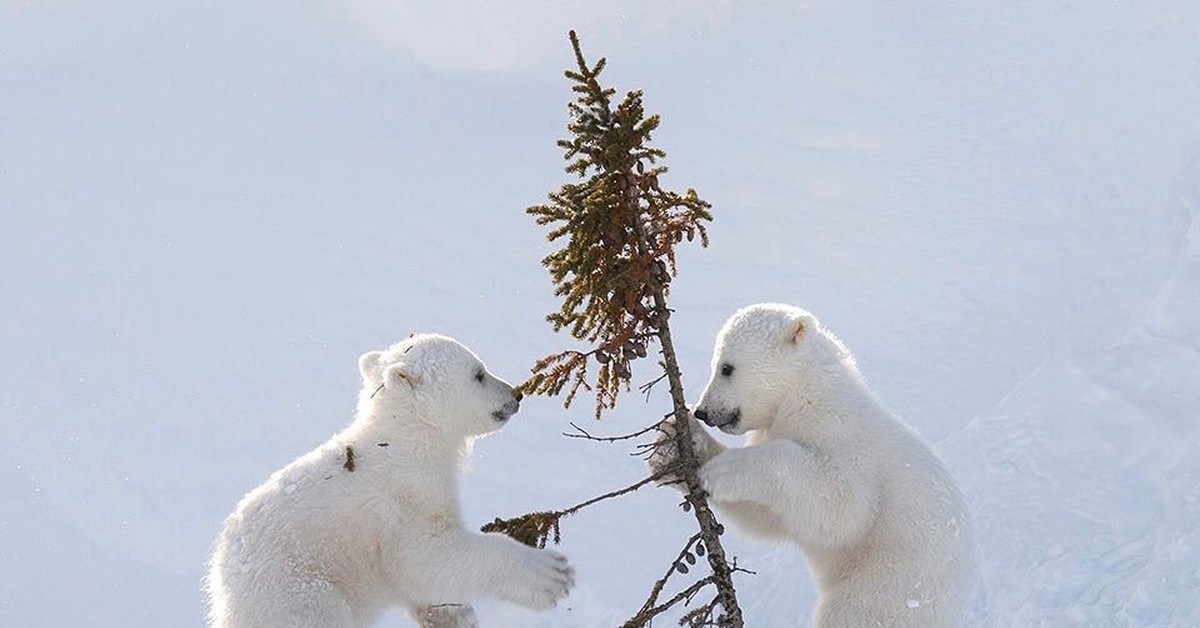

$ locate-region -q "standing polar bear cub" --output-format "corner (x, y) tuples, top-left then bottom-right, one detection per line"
(655, 304), (972, 627)
(206, 334), (574, 628)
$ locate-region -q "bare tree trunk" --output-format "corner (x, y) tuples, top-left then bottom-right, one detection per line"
(650, 299), (744, 626)
(631, 194), (745, 626)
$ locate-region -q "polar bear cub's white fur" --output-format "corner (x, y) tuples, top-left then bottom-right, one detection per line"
(657, 304), (972, 627)
(206, 334), (574, 628)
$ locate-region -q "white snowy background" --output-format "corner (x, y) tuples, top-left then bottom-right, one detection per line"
(3, 2), (1198, 626)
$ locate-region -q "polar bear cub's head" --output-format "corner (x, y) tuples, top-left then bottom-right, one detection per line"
(693, 303), (857, 434)
(358, 334), (522, 438)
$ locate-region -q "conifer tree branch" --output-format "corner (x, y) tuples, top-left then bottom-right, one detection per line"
(622, 532), (704, 626)
(564, 418), (666, 442)
(481, 473), (665, 549)
(625, 577), (716, 628)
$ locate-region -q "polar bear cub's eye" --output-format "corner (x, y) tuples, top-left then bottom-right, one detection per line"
(720, 363), (734, 377)
(474, 368), (485, 383)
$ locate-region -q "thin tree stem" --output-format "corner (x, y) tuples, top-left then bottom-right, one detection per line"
(629, 182), (745, 627)
(559, 473), (663, 517)
(652, 298), (745, 626)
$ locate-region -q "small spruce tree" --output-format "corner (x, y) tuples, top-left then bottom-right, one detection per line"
(484, 31), (746, 627)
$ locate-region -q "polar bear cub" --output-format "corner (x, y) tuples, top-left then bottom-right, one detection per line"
(655, 304), (972, 628)
(206, 334), (574, 628)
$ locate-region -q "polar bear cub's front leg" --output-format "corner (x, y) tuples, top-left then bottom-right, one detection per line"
(699, 440), (875, 549)
(399, 528), (574, 611)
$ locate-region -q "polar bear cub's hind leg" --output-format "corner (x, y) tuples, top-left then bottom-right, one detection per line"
(255, 579), (355, 628)
(410, 604), (478, 628)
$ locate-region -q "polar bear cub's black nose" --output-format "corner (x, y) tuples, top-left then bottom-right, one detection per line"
(693, 408), (711, 425)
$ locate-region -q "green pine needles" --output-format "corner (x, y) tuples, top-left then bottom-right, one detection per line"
(523, 30), (713, 418)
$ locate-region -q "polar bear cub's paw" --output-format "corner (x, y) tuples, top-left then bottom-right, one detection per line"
(647, 424), (683, 484)
(507, 547), (575, 610)
(647, 415), (720, 487)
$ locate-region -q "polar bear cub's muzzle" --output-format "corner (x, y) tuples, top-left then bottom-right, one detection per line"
(492, 389), (523, 423)
(693, 405), (741, 433)
(468, 363), (523, 430)
(694, 359), (745, 434)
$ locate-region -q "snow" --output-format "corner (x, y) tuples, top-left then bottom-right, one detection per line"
(2, 1), (1198, 626)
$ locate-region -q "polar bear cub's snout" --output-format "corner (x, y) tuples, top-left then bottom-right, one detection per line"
(694, 354), (750, 434)
(471, 358), (522, 424)
(692, 405), (740, 432)
(492, 387), (523, 423)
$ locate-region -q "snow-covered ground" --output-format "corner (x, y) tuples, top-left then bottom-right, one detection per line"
(2, 2), (1198, 626)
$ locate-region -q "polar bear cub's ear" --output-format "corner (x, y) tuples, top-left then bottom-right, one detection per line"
(383, 361), (423, 388)
(788, 312), (816, 344)
(788, 317), (806, 343)
(359, 351), (385, 385)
